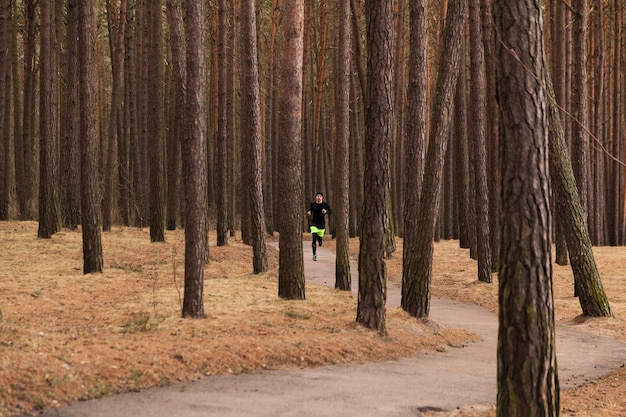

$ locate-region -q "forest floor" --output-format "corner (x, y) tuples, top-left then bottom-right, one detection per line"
(0, 221), (625, 416)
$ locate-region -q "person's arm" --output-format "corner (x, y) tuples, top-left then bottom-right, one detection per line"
(324, 202), (332, 214)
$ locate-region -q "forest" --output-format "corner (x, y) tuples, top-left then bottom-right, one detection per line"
(0, 0), (623, 246)
(0, 0), (625, 415)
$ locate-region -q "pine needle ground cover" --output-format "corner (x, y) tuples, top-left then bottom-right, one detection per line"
(1, 222), (625, 416)
(0, 222), (474, 417)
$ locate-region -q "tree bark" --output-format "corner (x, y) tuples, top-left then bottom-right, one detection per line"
(18, 0), (37, 220)
(481, 0), (500, 271)
(216, 0), (229, 246)
(545, 74), (613, 318)
(402, 0), (428, 309)
(469, 0), (491, 283)
(182, 0), (208, 318)
(38, 0), (60, 238)
(147, 0), (165, 242)
(454, 60), (473, 250)
(0, 0), (9, 220)
(401, 0), (466, 319)
(278, 0), (305, 300)
(165, 0), (186, 231)
(78, 0), (104, 274)
(550, 0), (570, 264)
(494, 1), (559, 414)
(357, 0), (395, 335)
(570, 0), (590, 219)
(60, 0), (81, 230)
(240, 0), (268, 274)
(334, 0), (351, 291)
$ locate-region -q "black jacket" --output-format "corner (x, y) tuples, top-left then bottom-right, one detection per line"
(308, 201), (332, 229)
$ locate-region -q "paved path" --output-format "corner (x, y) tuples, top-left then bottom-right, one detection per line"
(31, 243), (626, 417)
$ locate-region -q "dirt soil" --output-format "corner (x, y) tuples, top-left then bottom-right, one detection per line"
(1, 221), (625, 416)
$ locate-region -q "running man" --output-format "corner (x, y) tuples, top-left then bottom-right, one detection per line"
(306, 192), (332, 261)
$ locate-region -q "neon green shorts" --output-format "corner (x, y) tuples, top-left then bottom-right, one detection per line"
(310, 226), (325, 237)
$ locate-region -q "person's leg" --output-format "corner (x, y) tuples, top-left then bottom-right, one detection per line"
(317, 229), (324, 246)
(310, 226), (318, 260)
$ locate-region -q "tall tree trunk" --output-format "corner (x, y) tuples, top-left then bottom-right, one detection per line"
(611, 0), (624, 245)
(60, 0), (81, 230)
(263, 0), (279, 235)
(182, 0), (208, 318)
(165, 0), (186, 231)
(454, 60), (473, 250)
(147, 0), (165, 242)
(589, 0), (605, 245)
(495, 1), (560, 414)
(357, 0), (395, 335)
(123, 0), (138, 227)
(402, 0), (428, 312)
(11, 0), (23, 221)
(401, 0), (466, 319)
(571, 0), (590, 220)
(334, 0), (351, 291)
(550, 0), (569, 264)
(469, 0), (491, 283)
(545, 76), (613, 318)
(38, 0), (60, 238)
(78, 0), (104, 274)
(277, 0), (305, 300)
(216, 0), (229, 246)
(481, 0), (500, 271)
(240, 0), (268, 274)
(228, 0), (237, 239)
(313, 0), (328, 195)
(19, 0), (37, 220)
(0, 0), (9, 220)
(103, 0), (127, 232)
(349, 72), (363, 238)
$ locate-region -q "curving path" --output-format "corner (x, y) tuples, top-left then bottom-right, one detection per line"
(31, 243), (626, 417)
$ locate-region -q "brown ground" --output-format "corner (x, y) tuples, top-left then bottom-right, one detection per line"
(0, 221), (625, 416)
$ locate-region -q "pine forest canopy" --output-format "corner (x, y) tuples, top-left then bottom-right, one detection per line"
(0, 0), (624, 249)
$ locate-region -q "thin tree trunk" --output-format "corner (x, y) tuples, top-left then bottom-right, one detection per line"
(469, 0), (491, 283)
(147, 0), (165, 242)
(60, 0), (81, 230)
(545, 74), (613, 318)
(481, 0), (500, 271)
(277, 0), (305, 300)
(240, 0), (268, 274)
(551, 0), (569, 264)
(263, 0), (279, 235)
(165, 0), (186, 231)
(19, 0), (37, 220)
(38, 0), (60, 238)
(216, 0), (229, 246)
(182, 0), (208, 318)
(401, 0), (466, 319)
(334, 0), (351, 291)
(79, 0), (104, 274)
(124, 0), (139, 227)
(402, 0), (428, 296)
(0, 0), (9, 220)
(103, 0), (127, 232)
(571, 0), (590, 220)
(454, 59), (472, 249)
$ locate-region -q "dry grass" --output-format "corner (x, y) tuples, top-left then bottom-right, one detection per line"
(325, 236), (626, 417)
(1, 221), (625, 416)
(1, 222), (474, 417)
